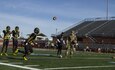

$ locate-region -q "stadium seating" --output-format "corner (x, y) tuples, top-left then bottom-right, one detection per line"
(64, 21), (93, 36)
(89, 20), (115, 37)
(77, 20), (107, 37)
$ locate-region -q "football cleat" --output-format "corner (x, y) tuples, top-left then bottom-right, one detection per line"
(14, 49), (19, 54)
(59, 55), (63, 58)
(23, 56), (28, 61)
(13, 53), (17, 56)
(5, 53), (8, 56)
(0, 53), (3, 56)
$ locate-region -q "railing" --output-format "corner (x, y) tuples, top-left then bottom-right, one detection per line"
(77, 21), (95, 32)
(85, 16), (115, 21)
(55, 19), (86, 36)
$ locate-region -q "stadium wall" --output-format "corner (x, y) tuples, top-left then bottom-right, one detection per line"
(0, 38), (46, 48)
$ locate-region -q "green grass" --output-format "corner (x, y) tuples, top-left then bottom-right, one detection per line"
(0, 48), (115, 70)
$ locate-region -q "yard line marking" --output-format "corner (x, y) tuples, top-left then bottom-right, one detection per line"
(0, 62), (41, 70)
(6, 56), (112, 60)
(84, 58), (111, 59)
(44, 65), (115, 70)
(109, 62), (115, 64)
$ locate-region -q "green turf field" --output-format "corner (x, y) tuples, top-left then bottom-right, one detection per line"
(0, 48), (115, 70)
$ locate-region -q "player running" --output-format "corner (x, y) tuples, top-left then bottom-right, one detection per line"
(1, 26), (11, 56)
(14, 27), (40, 61)
(12, 26), (20, 55)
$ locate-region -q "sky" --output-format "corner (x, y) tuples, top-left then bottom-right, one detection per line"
(0, 0), (115, 39)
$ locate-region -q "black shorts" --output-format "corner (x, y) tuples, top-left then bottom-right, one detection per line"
(3, 39), (9, 47)
(57, 43), (62, 49)
(24, 44), (33, 54)
(71, 41), (75, 44)
(13, 38), (18, 47)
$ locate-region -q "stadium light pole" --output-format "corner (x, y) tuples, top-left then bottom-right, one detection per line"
(106, 0), (109, 20)
(56, 28), (58, 34)
(52, 16), (58, 34)
(21, 32), (23, 37)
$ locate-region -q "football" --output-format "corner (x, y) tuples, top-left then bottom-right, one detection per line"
(53, 16), (57, 20)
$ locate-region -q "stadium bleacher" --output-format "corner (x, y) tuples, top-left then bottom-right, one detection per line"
(89, 20), (115, 37)
(77, 20), (107, 37)
(53, 17), (115, 52)
(64, 21), (93, 37)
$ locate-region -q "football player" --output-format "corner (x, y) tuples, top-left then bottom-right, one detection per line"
(1, 26), (11, 56)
